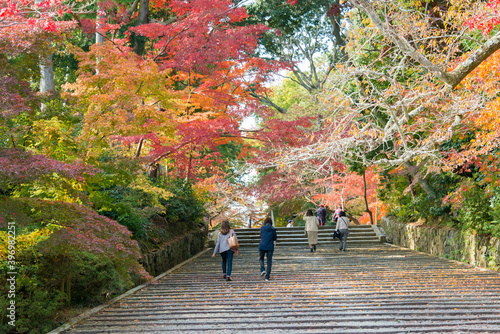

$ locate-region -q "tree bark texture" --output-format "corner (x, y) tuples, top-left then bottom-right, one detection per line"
(362, 170), (374, 225)
(40, 54), (55, 93)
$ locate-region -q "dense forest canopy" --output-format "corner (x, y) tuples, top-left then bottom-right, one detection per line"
(1, 0), (500, 332)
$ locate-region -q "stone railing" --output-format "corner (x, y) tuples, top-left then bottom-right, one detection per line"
(379, 216), (500, 272)
(140, 229), (207, 277)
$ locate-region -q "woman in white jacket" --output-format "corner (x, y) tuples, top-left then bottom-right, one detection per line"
(304, 210), (320, 252)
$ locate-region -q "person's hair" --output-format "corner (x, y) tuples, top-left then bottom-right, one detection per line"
(306, 209), (313, 216)
(263, 217), (273, 225)
(220, 220), (231, 235)
(319, 204), (324, 207)
(339, 211), (346, 217)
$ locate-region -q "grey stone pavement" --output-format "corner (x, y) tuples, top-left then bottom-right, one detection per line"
(61, 244), (500, 334)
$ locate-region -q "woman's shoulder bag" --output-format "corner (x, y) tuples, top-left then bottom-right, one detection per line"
(227, 229), (239, 250)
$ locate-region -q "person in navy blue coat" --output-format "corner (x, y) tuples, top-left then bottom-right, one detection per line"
(259, 217), (277, 281)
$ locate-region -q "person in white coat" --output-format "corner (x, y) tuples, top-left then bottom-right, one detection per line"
(304, 209), (320, 252)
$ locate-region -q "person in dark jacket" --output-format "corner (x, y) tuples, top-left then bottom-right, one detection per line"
(259, 217), (277, 281)
(317, 204), (326, 226)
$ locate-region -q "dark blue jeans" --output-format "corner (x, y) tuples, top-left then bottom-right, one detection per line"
(259, 250), (273, 279)
(220, 250), (234, 277)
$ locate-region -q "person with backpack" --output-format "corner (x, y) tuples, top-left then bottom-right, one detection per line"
(212, 220), (238, 281)
(335, 211), (350, 251)
(259, 217), (277, 281)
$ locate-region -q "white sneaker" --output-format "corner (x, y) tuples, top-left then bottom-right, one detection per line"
(260, 271), (265, 276)
(265, 278), (269, 282)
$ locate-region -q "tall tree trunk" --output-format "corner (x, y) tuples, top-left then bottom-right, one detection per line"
(96, 12), (105, 46)
(135, 138), (145, 158)
(39, 54), (55, 111)
(37, 0), (55, 101)
(362, 170), (374, 225)
(133, 0), (149, 55)
(66, 273), (71, 305)
(147, 163), (159, 179)
(95, 10), (105, 75)
(40, 54), (55, 93)
(138, 0), (149, 25)
(186, 150), (192, 181)
(325, 0), (347, 62)
(38, 0), (54, 111)
(340, 180), (345, 209)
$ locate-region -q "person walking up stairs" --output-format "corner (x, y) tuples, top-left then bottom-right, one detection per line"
(304, 210), (320, 252)
(259, 217), (277, 281)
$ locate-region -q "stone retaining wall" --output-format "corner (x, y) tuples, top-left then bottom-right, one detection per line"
(140, 230), (207, 277)
(380, 216), (500, 272)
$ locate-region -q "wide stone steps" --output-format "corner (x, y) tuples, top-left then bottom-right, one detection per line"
(61, 244), (500, 334)
(236, 225), (381, 247)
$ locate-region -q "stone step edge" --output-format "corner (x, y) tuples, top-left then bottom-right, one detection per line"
(235, 229), (375, 235)
(235, 225), (376, 230)
(238, 240), (382, 245)
(236, 236), (379, 239)
(76, 318), (499, 332)
(237, 240), (380, 244)
(235, 226), (386, 243)
(236, 235), (378, 239)
(62, 320), (499, 332)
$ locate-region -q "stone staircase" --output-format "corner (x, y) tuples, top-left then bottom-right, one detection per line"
(58, 244), (500, 333)
(236, 224), (383, 247)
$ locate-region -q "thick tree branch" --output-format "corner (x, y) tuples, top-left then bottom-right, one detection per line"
(445, 31), (500, 89)
(403, 160), (436, 199)
(324, 1), (347, 62)
(126, 0), (140, 19)
(352, 0), (444, 77)
(352, 0), (500, 90)
(135, 138), (145, 158)
(249, 90), (287, 114)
